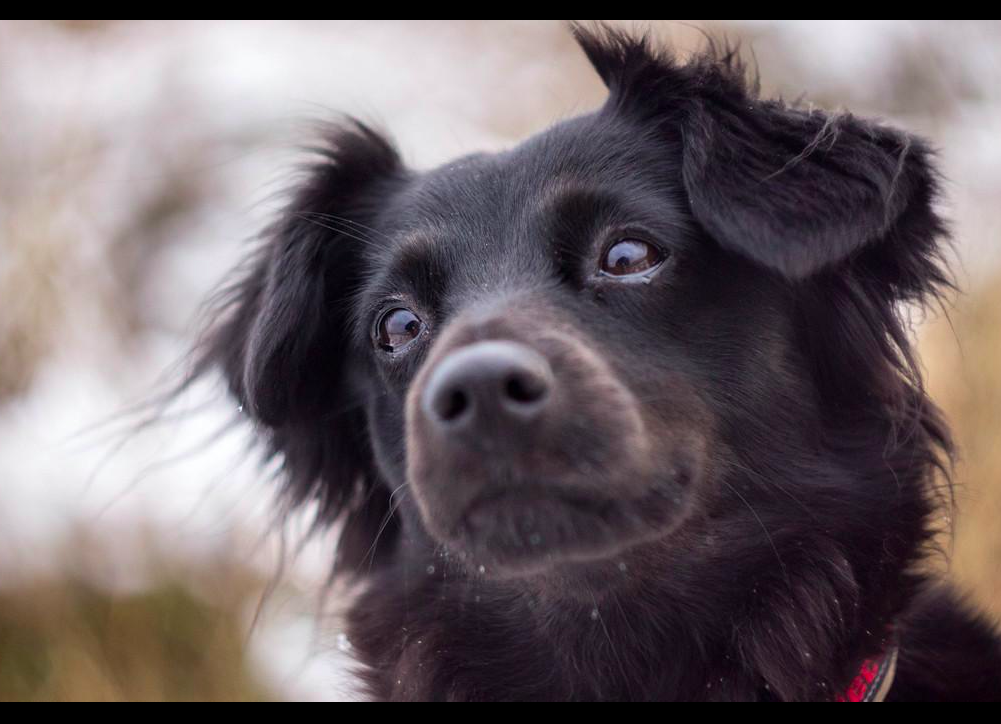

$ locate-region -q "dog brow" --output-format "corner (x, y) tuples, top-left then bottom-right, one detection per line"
(534, 175), (606, 213)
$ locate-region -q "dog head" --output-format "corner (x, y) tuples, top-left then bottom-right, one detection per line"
(200, 26), (949, 582)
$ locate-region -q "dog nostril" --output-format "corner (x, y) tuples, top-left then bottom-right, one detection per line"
(504, 373), (547, 405)
(440, 389), (470, 422)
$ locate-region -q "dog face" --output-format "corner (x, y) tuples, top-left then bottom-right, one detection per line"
(365, 116), (725, 576)
(207, 28), (947, 584)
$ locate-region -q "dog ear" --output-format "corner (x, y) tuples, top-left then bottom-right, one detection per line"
(198, 120), (404, 572)
(680, 93), (942, 282)
(242, 122), (400, 425)
(574, 24), (949, 292)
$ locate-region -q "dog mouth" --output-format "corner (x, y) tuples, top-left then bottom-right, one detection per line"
(446, 481), (689, 578)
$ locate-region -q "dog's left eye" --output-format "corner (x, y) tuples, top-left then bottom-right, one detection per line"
(600, 239), (665, 277)
(377, 307), (425, 352)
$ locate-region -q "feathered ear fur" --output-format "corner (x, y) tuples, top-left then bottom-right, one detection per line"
(196, 120), (405, 572)
(572, 23), (950, 297)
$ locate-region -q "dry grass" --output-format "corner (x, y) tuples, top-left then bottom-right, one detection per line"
(0, 203), (71, 402)
(923, 276), (1001, 623)
(0, 559), (273, 702)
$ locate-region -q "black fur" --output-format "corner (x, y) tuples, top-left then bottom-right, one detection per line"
(189, 25), (1001, 700)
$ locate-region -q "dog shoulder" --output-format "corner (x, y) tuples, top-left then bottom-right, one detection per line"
(890, 585), (1001, 701)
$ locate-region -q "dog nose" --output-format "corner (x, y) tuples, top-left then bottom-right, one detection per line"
(422, 341), (553, 432)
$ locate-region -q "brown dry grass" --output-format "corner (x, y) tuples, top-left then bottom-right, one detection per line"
(0, 563), (273, 702)
(923, 276), (1001, 623)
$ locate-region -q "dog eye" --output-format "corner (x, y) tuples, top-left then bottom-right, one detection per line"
(600, 239), (664, 277)
(377, 308), (425, 352)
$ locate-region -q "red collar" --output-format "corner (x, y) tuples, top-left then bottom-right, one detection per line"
(836, 644), (899, 702)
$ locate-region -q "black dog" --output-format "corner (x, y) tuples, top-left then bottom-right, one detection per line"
(190, 25), (1001, 700)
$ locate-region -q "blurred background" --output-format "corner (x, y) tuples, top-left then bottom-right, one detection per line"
(0, 20), (998, 701)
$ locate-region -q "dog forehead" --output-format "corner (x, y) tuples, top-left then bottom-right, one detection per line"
(384, 112), (674, 249)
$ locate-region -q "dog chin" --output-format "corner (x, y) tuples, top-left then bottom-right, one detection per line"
(434, 483), (691, 580)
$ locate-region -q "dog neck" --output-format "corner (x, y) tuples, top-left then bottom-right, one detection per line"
(345, 519), (918, 701)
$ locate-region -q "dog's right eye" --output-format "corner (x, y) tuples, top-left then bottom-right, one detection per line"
(376, 307), (426, 353)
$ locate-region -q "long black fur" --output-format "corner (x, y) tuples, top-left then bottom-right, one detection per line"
(187, 25), (1001, 700)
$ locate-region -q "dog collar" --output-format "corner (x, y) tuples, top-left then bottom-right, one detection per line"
(836, 644), (899, 702)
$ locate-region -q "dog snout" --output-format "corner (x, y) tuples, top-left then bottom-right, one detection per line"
(404, 307), (705, 573)
(421, 340), (553, 433)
